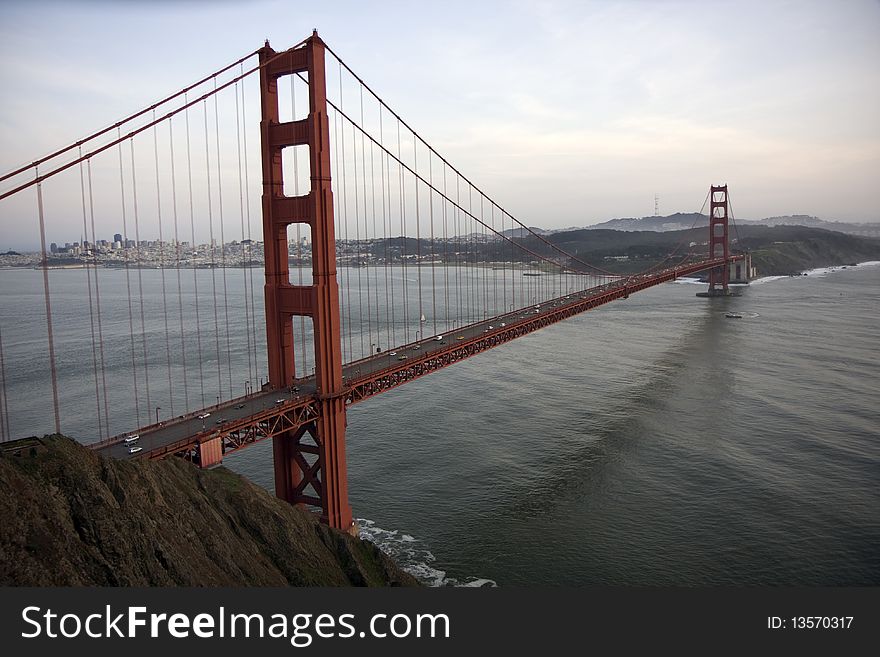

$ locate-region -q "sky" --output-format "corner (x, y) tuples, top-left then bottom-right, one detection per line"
(1, 0), (879, 250)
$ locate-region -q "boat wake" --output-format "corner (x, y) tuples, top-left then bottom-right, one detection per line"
(357, 518), (497, 587)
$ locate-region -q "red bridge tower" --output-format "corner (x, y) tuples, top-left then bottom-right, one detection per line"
(706, 184), (730, 296)
(258, 33), (354, 532)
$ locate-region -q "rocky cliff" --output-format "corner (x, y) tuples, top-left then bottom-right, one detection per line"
(0, 435), (418, 586)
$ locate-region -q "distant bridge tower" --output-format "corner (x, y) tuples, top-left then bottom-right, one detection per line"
(258, 32), (354, 533)
(705, 184), (730, 296)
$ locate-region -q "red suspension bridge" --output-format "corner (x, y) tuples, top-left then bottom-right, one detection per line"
(0, 32), (743, 532)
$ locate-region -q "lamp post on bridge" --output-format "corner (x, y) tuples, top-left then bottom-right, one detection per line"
(155, 406), (161, 425)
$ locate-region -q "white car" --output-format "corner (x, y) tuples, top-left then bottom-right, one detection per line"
(123, 434), (139, 443)
(128, 445), (143, 454)
(275, 398), (286, 405)
(433, 335), (443, 341)
(197, 413), (210, 419)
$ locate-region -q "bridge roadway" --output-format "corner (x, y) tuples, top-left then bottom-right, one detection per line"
(90, 257), (736, 462)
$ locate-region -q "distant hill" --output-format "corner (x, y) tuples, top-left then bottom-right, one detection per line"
(583, 213), (708, 233)
(499, 226), (550, 238)
(506, 224), (880, 277)
(584, 213), (880, 238)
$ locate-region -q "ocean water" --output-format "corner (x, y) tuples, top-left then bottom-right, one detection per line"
(230, 262), (880, 586)
(1, 263), (878, 585)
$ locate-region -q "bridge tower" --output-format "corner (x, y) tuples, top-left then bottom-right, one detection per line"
(706, 184), (730, 296)
(258, 32), (353, 532)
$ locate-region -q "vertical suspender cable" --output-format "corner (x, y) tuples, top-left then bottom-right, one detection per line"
(184, 97), (207, 407)
(397, 122), (409, 342)
(203, 100), (223, 401)
(85, 161), (111, 437)
(413, 137), (424, 338)
(0, 324), (10, 440)
(118, 134), (142, 426)
(213, 83), (235, 395)
(442, 162), (450, 332)
(428, 152), (437, 337)
(455, 176), (461, 327)
(491, 204), (497, 317)
(169, 118), (190, 412)
(379, 108), (395, 349)
(467, 185), (474, 322)
(129, 139), (153, 417)
(235, 80), (254, 389)
(78, 155), (104, 439)
(35, 171), (61, 435)
(240, 70), (260, 389)
(338, 68), (354, 363)
(351, 96), (365, 360)
(331, 107), (347, 364)
(378, 107), (391, 352)
(481, 196), (488, 318)
(359, 86), (374, 357)
(368, 104), (381, 352)
(331, 106), (344, 365)
(153, 111), (175, 418)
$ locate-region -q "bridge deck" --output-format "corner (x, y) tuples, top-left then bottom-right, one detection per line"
(90, 257), (736, 462)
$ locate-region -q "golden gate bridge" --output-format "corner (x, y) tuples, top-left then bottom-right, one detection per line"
(0, 32), (742, 533)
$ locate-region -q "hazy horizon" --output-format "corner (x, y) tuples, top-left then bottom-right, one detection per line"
(1, 0), (878, 251)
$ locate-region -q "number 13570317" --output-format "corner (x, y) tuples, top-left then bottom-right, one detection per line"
(767, 617), (853, 630)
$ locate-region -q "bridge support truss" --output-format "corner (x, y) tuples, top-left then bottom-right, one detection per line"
(259, 32), (353, 532)
(705, 184), (730, 296)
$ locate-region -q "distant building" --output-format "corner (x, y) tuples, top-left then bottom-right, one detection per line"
(50, 242), (58, 253)
(114, 233), (122, 244)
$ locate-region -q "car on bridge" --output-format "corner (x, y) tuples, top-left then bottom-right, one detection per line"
(197, 412), (210, 419)
(128, 445), (142, 454)
(275, 398), (286, 405)
(124, 434), (139, 443)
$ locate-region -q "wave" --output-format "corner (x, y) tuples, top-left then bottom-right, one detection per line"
(750, 275), (787, 286)
(748, 260), (879, 286)
(357, 518), (497, 587)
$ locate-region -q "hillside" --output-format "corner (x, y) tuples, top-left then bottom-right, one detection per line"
(506, 224), (880, 276)
(584, 213), (880, 238)
(0, 435), (418, 587)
